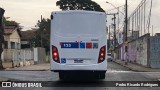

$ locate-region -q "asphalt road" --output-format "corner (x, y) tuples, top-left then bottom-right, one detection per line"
(0, 62), (160, 90)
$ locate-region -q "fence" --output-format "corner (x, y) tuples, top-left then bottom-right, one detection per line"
(2, 49), (34, 67)
(128, 0), (153, 37)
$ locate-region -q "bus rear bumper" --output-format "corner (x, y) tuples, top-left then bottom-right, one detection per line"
(50, 60), (107, 71)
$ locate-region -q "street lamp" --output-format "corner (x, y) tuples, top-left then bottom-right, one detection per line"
(106, 1), (125, 15)
(106, 1), (125, 32)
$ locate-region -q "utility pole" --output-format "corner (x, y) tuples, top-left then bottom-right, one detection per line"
(117, 7), (120, 32)
(106, 13), (118, 50)
(144, 0), (146, 34)
(125, 0), (128, 52)
(109, 25), (110, 50)
(147, 0), (153, 34)
(152, 25), (153, 36)
(125, 0), (128, 65)
(113, 14), (116, 49)
(41, 15), (43, 47)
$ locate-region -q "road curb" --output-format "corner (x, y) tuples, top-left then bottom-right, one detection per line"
(4, 69), (50, 71)
(0, 76), (21, 81)
(0, 76), (26, 82)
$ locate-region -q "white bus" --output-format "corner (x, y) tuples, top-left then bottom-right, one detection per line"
(50, 10), (107, 79)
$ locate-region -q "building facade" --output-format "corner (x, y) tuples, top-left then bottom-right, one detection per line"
(4, 25), (21, 49)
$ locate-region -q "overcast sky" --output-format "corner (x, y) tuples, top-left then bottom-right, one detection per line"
(0, 0), (159, 34)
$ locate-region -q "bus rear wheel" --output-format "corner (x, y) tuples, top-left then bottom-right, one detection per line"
(59, 72), (66, 80)
(95, 72), (105, 79)
(99, 73), (105, 79)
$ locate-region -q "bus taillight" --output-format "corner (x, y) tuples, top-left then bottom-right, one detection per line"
(52, 45), (60, 63)
(98, 45), (106, 63)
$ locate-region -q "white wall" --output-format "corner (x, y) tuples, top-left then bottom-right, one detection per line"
(2, 49), (34, 67)
(34, 47), (46, 64)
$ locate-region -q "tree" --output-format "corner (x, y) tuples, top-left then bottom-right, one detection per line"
(0, 8), (5, 70)
(3, 18), (18, 25)
(0, 8), (20, 70)
(56, 0), (105, 12)
(33, 18), (51, 51)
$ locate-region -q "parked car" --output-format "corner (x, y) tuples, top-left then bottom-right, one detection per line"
(107, 53), (113, 62)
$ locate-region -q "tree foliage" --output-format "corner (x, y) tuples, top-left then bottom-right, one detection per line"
(33, 18), (51, 51)
(0, 8), (20, 69)
(0, 8), (5, 69)
(56, 0), (105, 12)
(3, 17), (19, 25)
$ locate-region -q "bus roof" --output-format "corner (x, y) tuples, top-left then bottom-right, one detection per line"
(51, 10), (106, 15)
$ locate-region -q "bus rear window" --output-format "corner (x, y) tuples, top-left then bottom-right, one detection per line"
(54, 13), (105, 35)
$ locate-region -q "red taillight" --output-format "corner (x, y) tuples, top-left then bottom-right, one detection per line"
(53, 52), (58, 56)
(98, 45), (106, 63)
(100, 53), (104, 56)
(52, 45), (60, 63)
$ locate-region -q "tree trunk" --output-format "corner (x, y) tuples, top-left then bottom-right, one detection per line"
(0, 49), (3, 69)
(0, 8), (5, 70)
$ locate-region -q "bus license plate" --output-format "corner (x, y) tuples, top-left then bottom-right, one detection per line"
(74, 59), (83, 63)
(61, 42), (79, 48)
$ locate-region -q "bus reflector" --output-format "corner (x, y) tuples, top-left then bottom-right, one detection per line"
(52, 45), (60, 63)
(98, 45), (106, 63)
(86, 42), (92, 48)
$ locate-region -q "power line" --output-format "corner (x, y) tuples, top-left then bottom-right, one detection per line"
(105, 5), (125, 13)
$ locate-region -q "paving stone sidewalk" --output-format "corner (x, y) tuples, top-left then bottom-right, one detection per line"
(4, 63), (50, 71)
(114, 60), (160, 72)
(0, 63), (50, 81)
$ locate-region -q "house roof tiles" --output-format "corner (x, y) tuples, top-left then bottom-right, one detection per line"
(4, 25), (21, 37)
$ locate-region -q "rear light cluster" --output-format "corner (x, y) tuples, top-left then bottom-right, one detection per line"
(98, 45), (106, 63)
(52, 45), (60, 63)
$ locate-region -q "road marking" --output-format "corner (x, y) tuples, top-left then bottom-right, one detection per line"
(107, 70), (133, 73)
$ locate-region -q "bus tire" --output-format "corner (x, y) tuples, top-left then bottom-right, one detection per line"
(99, 73), (105, 79)
(59, 72), (65, 80)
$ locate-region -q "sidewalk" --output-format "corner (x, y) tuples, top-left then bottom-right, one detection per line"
(4, 60), (160, 71)
(0, 77), (9, 81)
(0, 63), (50, 81)
(4, 63), (50, 71)
(114, 60), (160, 72)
